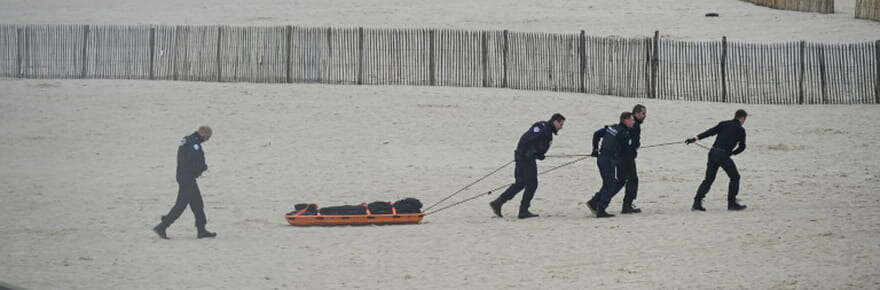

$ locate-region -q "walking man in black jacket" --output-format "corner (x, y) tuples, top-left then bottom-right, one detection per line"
(617, 104), (646, 214)
(587, 112), (636, 218)
(153, 126), (217, 239)
(490, 113), (565, 219)
(686, 109), (749, 211)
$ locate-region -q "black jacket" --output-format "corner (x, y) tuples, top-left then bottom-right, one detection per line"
(624, 119), (642, 158)
(592, 124), (636, 159)
(515, 120), (556, 160)
(177, 132), (208, 179)
(697, 119), (747, 155)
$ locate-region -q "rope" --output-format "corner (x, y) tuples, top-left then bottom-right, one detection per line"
(545, 141), (685, 159)
(545, 154), (589, 158)
(692, 142), (712, 151)
(639, 140), (684, 149)
(424, 160), (515, 211)
(424, 156), (591, 216)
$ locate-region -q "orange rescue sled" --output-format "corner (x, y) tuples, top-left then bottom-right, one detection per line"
(285, 207), (424, 226)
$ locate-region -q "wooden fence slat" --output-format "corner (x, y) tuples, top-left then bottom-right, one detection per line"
(357, 27), (363, 85)
(577, 31), (585, 93)
(80, 25), (89, 78)
(675, 40), (682, 100)
(501, 30), (508, 88)
(835, 44), (843, 104)
(721, 37), (728, 102)
(875, 40), (880, 104)
(860, 42), (868, 103)
(428, 29), (435, 86)
(829, 44), (839, 104)
(855, 43), (865, 103)
(675, 40), (683, 100)
(838, 44), (846, 104)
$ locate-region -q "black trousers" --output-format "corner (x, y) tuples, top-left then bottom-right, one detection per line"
(614, 157), (639, 206)
(592, 155), (628, 210)
(498, 158), (538, 211)
(163, 177), (207, 228)
(695, 150), (740, 201)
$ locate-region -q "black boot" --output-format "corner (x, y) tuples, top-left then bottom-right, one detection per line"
(197, 227), (217, 239)
(518, 209), (539, 219)
(692, 199), (706, 211)
(153, 216), (170, 240)
(621, 203), (642, 214)
(595, 208), (615, 218)
(728, 199), (747, 211)
(489, 197), (506, 218)
(586, 197), (598, 216)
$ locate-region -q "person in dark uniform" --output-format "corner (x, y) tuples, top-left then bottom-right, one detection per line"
(490, 113), (566, 219)
(587, 112), (636, 218)
(686, 109), (748, 211)
(616, 104), (647, 214)
(153, 126), (217, 239)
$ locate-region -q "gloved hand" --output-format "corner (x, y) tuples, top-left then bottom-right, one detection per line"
(590, 150), (599, 157)
(685, 137), (698, 145)
(536, 154), (546, 160)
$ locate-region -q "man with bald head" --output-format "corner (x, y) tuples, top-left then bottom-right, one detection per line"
(153, 126), (217, 239)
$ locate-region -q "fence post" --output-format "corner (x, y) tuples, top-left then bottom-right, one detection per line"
(818, 44), (827, 104)
(357, 27), (364, 85)
(481, 31), (488, 87)
(798, 41), (805, 104)
(651, 30), (659, 99)
(24, 26), (30, 78)
(216, 26), (223, 82)
(325, 27), (332, 83)
(149, 26), (156, 80)
(721, 36), (728, 103)
(172, 26), (180, 81)
(579, 30), (586, 93)
(875, 40), (880, 104)
(80, 24), (89, 79)
(285, 25), (292, 83)
(502, 29), (508, 88)
(644, 37), (651, 98)
(428, 29), (435, 86)
(16, 27), (22, 78)
(427, 29), (435, 86)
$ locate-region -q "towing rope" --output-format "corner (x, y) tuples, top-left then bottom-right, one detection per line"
(424, 160), (515, 211)
(424, 156), (590, 216)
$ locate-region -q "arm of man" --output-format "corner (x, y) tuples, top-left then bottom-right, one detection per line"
(591, 127), (605, 155)
(185, 144), (208, 177)
(534, 129), (554, 160)
(731, 127), (747, 155)
(688, 123), (721, 144)
(696, 123), (722, 140)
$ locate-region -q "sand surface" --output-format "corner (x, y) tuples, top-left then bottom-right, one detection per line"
(1, 0), (879, 41)
(1, 79), (879, 288)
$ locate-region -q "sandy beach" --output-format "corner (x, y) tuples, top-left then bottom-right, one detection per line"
(0, 78), (878, 288)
